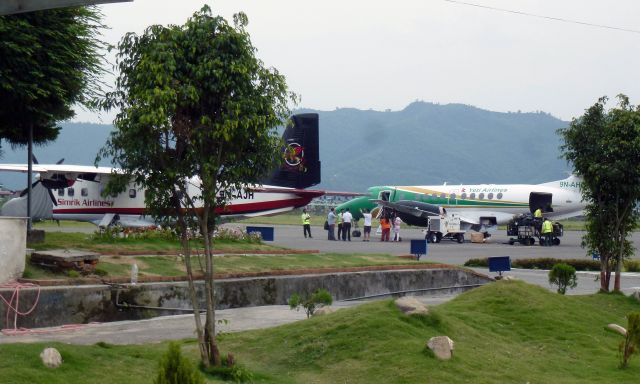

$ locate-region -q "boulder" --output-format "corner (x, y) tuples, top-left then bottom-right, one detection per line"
(607, 323), (627, 336)
(395, 296), (429, 315)
(40, 347), (62, 368)
(631, 290), (640, 302)
(313, 306), (336, 316)
(427, 336), (455, 360)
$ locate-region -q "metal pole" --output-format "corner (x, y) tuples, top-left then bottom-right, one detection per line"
(27, 123), (33, 232)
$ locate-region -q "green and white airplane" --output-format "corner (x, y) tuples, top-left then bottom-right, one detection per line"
(335, 175), (584, 237)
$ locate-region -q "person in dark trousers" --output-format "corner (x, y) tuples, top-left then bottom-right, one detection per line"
(327, 207), (337, 240)
(541, 218), (553, 246)
(301, 208), (312, 238)
(342, 208), (353, 241)
(337, 209), (344, 240)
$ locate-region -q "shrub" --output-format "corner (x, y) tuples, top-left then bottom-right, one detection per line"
(66, 270), (80, 278)
(463, 258), (488, 267)
(465, 257), (600, 271)
(289, 288), (333, 318)
(619, 312), (640, 368)
(93, 268), (108, 276)
(203, 354), (254, 384)
(624, 260), (640, 273)
(154, 342), (204, 384)
(548, 263), (578, 294)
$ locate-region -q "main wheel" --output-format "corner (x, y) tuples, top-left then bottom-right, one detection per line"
(528, 237), (535, 246)
(457, 233), (464, 243)
(509, 239), (515, 245)
(428, 232), (438, 244)
(553, 238), (561, 246)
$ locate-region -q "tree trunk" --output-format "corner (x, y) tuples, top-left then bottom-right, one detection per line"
(600, 256), (610, 292)
(201, 205), (221, 366)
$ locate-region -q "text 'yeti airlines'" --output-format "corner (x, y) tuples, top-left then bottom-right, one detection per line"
(0, 114), (323, 227)
(336, 175), (584, 235)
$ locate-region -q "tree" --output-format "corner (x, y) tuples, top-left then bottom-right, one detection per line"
(558, 95), (640, 292)
(0, 7), (107, 229)
(97, 6), (295, 367)
(548, 263), (577, 294)
(619, 312), (640, 369)
(288, 288), (333, 318)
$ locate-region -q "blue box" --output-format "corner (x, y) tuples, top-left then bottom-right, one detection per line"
(410, 239), (428, 259)
(246, 226), (274, 241)
(488, 256), (511, 273)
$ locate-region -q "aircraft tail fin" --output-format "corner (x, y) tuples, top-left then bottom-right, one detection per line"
(261, 113), (321, 189)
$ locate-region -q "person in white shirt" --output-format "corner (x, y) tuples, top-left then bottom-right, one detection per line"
(393, 215), (403, 241)
(361, 208), (372, 242)
(342, 208), (353, 241)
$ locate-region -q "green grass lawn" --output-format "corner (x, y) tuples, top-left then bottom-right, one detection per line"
(2, 281), (640, 383)
(24, 253), (429, 280)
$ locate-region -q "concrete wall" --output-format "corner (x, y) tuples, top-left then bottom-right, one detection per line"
(0, 268), (492, 328)
(0, 217), (26, 283)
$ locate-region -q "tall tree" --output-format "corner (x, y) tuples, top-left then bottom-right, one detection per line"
(559, 95), (640, 292)
(97, 6), (295, 366)
(0, 7), (106, 145)
(0, 7), (107, 229)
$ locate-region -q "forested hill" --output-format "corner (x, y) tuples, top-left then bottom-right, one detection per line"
(0, 102), (572, 191)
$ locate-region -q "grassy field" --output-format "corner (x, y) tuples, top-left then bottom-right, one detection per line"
(2, 280), (640, 383)
(24, 253), (428, 280)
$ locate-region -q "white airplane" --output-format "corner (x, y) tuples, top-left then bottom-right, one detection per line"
(335, 175), (585, 239)
(0, 114), (324, 227)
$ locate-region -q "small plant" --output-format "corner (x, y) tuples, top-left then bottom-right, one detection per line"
(22, 269), (33, 279)
(154, 342), (204, 384)
(619, 312), (640, 368)
(202, 353), (254, 383)
(93, 268), (108, 277)
(288, 288), (333, 318)
(548, 263), (578, 294)
(66, 270), (80, 278)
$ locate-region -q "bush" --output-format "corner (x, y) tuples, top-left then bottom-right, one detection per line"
(619, 312), (640, 368)
(154, 342), (204, 384)
(624, 260), (640, 273)
(548, 263), (578, 294)
(289, 288), (333, 318)
(464, 257), (600, 271)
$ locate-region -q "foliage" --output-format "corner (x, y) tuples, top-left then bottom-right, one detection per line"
(624, 260), (640, 273)
(288, 288), (333, 318)
(548, 263), (578, 294)
(0, 7), (107, 147)
(153, 343), (204, 384)
(464, 257), (600, 271)
(558, 95), (640, 292)
(97, 5), (295, 367)
(202, 353), (254, 383)
(619, 312), (640, 368)
(91, 226), (178, 242)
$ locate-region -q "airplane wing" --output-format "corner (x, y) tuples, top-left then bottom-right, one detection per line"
(0, 164), (115, 176)
(373, 199), (439, 219)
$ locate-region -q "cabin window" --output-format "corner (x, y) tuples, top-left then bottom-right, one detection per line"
(479, 193), (485, 200)
(440, 193), (446, 199)
(450, 193), (456, 200)
(67, 188), (74, 197)
(129, 189), (136, 198)
(57, 189), (64, 196)
(488, 193), (494, 200)
(470, 193), (476, 199)
(497, 192), (503, 199)
(81, 188), (88, 197)
(431, 193), (437, 199)
(461, 193), (467, 200)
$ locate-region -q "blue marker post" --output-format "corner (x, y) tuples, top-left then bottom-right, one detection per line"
(410, 239), (428, 261)
(488, 256), (511, 279)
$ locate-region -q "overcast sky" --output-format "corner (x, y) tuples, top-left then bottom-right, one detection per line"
(75, 0), (640, 123)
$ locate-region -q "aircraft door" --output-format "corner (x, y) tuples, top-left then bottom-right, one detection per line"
(379, 190), (392, 201)
(529, 192), (553, 213)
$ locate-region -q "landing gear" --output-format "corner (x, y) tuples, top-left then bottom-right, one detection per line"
(456, 233), (464, 243)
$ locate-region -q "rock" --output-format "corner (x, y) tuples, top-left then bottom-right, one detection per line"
(607, 323), (627, 336)
(40, 347), (62, 368)
(502, 276), (517, 281)
(427, 336), (455, 360)
(395, 296), (429, 315)
(630, 290), (640, 302)
(313, 306), (336, 316)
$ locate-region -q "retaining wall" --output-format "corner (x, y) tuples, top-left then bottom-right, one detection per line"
(0, 217), (27, 284)
(0, 268), (491, 328)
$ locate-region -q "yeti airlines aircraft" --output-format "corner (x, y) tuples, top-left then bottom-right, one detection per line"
(336, 175), (584, 236)
(0, 114), (323, 227)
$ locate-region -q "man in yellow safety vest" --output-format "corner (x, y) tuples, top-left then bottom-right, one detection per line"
(541, 218), (553, 246)
(301, 208), (312, 238)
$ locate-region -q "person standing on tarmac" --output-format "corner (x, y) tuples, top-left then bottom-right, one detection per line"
(301, 208), (312, 238)
(327, 207), (337, 240)
(393, 215), (403, 242)
(541, 217), (553, 246)
(342, 208), (353, 241)
(533, 207), (543, 236)
(361, 208), (372, 241)
(380, 214), (391, 242)
(337, 209), (344, 240)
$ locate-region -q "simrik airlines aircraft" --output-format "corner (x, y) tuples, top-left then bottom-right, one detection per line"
(0, 114), (323, 227)
(336, 175), (585, 238)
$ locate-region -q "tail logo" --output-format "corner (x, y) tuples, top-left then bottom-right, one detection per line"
(283, 142), (306, 172)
